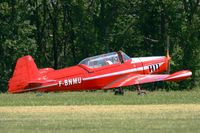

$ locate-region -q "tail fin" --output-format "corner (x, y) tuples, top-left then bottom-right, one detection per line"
(9, 55), (40, 93)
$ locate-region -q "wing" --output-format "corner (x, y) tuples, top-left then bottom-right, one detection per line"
(103, 70), (192, 89)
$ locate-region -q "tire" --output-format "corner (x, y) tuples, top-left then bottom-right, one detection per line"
(115, 90), (119, 95)
(138, 91), (146, 96)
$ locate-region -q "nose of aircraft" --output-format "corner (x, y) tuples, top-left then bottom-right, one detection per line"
(131, 56), (170, 74)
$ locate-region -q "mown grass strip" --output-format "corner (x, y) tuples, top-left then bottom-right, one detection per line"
(0, 104), (200, 133)
(0, 104), (200, 113)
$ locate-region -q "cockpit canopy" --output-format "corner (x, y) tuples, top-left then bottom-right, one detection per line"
(79, 51), (130, 69)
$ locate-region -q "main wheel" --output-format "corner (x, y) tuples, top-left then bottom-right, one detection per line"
(114, 88), (124, 95)
(114, 89), (119, 95)
(119, 88), (124, 95)
(138, 90), (146, 96)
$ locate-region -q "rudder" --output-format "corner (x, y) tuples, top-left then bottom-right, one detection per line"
(9, 55), (39, 93)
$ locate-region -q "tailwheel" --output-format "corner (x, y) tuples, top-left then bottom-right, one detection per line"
(114, 88), (124, 95)
(137, 85), (146, 96)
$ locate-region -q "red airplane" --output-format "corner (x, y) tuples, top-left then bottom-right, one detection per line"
(8, 51), (192, 95)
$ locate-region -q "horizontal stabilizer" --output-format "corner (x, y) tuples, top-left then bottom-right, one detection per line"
(28, 79), (57, 87)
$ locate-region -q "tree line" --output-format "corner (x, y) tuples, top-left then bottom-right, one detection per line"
(0, 0), (200, 92)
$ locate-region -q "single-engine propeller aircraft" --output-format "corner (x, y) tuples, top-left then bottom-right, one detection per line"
(9, 51), (192, 95)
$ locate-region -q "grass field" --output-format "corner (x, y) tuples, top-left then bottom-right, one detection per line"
(0, 91), (200, 106)
(0, 91), (200, 133)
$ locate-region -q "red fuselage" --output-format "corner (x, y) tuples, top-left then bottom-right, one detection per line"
(28, 56), (168, 92)
(8, 51), (191, 93)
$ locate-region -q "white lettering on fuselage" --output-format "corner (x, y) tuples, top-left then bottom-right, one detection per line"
(58, 77), (82, 87)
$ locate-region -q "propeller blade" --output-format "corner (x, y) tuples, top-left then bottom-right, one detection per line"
(166, 34), (170, 73)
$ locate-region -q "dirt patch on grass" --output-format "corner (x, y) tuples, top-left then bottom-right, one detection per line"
(0, 104), (200, 114)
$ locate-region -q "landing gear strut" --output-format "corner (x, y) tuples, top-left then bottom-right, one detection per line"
(114, 88), (124, 95)
(137, 85), (146, 95)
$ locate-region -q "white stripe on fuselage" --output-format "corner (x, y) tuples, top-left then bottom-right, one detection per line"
(83, 67), (142, 81)
(83, 62), (164, 81)
(131, 56), (165, 64)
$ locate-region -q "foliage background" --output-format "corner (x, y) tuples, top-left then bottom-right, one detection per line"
(0, 0), (200, 92)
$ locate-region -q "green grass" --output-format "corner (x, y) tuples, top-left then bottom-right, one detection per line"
(0, 90), (200, 106)
(0, 105), (200, 133)
(0, 90), (200, 133)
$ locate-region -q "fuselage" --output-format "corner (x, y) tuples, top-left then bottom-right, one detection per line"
(35, 55), (169, 92)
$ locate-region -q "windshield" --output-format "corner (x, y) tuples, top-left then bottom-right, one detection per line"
(79, 52), (119, 68)
(121, 51), (130, 61)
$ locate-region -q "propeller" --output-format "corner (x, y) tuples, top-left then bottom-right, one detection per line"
(166, 34), (171, 74)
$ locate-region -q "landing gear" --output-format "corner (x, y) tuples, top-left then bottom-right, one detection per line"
(137, 85), (146, 96)
(114, 88), (124, 95)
